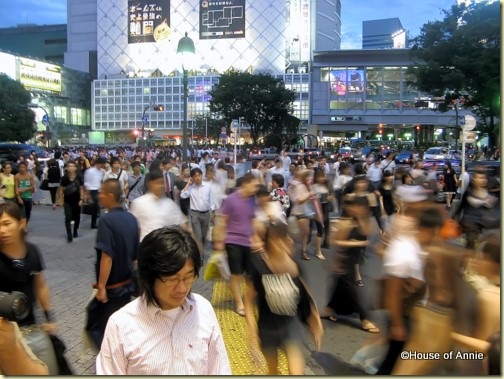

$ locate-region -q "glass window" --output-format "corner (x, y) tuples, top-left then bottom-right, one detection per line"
(54, 106), (68, 124)
(144, 87), (151, 95)
(101, 89), (108, 96)
(329, 100), (346, 110)
(320, 68), (331, 82)
(383, 67), (401, 81)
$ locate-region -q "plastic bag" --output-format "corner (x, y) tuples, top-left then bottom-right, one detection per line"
(203, 250), (231, 281)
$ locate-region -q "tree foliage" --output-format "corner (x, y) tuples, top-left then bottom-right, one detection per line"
(0, 74), (36, 142)
(408, 1), (500, 146)
(191, 112), (225, 143)
(208, 71), (296, 144)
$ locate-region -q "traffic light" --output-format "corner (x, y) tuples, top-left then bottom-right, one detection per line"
(133, 129), (139, 137)
(148, 130), (154, 138)
(378, 123), (383, 134)
(153, 105), (164, 111)
(416, 125), (420, 131)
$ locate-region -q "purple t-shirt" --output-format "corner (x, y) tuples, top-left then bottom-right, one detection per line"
(220, 191), (256, 247)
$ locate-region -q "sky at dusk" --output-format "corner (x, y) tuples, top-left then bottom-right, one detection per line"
(0, 0), (461, 49)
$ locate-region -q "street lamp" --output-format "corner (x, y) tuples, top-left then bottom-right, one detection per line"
(27, 103), (50, 147)
(177, 32), (195, 163)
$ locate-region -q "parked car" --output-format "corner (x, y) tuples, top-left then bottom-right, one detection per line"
(354, 147), (381, 162)
(424, 147), (449, 160)
(300, 148), (322, 158)
(395, 150), (413, 164)
(248, 149), (278, 160)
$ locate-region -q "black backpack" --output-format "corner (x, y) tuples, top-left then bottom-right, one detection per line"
(48, 165), (61, 182)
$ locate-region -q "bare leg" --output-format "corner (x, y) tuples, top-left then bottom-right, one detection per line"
(284, 343), (305, 375)
(263, 349), (279, 375)
(298, 218), (310, 259)
(229, 274), (245, 313)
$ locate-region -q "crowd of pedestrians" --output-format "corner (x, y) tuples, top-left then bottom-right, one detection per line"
(0, 144), (500, 375)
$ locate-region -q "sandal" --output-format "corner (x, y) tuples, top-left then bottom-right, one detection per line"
(355, 280), (364, 287)
(321, 314), (338, 323)
(301, 252), (311, 261)
(362, 320), (380, 333)
(235, 307), (246, 317)
(315, 254), (326, 260)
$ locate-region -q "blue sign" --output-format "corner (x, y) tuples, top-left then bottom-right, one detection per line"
(42, 114), (49, 125)
(142, 115), (148, 123)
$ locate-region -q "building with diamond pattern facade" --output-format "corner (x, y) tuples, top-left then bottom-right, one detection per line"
(64, 0), (341, 142)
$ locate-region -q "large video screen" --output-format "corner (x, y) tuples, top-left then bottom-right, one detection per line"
(200, 0), (246, 40)
(19, 58), (61, 94)
(330, 69), (364, 95)
(128, 0), (171, 44)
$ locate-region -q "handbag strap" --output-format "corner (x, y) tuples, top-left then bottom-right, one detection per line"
(127, 176), (142, 198)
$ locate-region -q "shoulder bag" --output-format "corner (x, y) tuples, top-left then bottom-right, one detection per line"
(259, 254), (300, 317)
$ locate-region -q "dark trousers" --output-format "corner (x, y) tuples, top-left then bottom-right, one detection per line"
(85, 293), (131, 350)
(376, 339), (406, 375)
(90, 190), (100, 228)
(327, 273), (369, 321)
(64, 201), (81, 237)
(49, 187), (58, 204)
(22, 199), (32, 222)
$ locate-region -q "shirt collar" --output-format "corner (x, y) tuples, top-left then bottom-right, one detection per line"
(142, 294), (195, 321)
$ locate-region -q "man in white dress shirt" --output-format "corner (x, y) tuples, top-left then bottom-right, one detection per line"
(96, 226), (231, 375)
(130, 170), (187, 241)
(180, 167), (216, 257)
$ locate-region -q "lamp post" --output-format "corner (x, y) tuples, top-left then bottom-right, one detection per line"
(141, 105), (150, 144)
(27, 103), (50, 147)
(177, 32), (195, 164)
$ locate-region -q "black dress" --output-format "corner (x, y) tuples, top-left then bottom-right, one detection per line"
(249, 253), (305, 352)
(443, 169), (457, 194)
(326, 220), (369, 320)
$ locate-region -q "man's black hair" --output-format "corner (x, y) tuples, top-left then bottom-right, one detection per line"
(272, 173), (284, 187)
(190, 167), (203, 177)
(137, 226), (201, 307)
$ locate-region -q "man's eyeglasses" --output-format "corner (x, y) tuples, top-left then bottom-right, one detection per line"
(158, 274), (196, 288)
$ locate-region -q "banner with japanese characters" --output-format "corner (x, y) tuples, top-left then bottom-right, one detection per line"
(128, 0), (171, 44)
(200, 0), (246, 40)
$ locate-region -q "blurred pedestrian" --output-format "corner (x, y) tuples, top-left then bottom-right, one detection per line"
(85, 179), (139, 351)
(57, 161), (84, 243)
(96, 226), (231, 374)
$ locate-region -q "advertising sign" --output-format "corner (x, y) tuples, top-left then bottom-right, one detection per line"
(330, 69), (364, 95)
(19, 58), (61, 93)
(128, 0), (171, 44)
(200, 0), (245, 40)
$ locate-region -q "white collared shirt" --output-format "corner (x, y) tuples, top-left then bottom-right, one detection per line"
(180, 181), (216, 212)
(130, 193), (187, 241)
(366, 164), (383, 182)
(84, 166), (105, 191)
(96, 294), (231, 375)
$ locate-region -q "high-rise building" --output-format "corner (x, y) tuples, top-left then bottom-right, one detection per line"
(0, 24), (67, 64)
(362, 18), (406, 50)
(65, 0), (342, 78)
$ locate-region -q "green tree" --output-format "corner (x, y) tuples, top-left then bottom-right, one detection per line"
(192, 113), (224, 144)
(0, 74), (36, 142)
(209, 71), (296, 144)
(407, 1), (500, 147)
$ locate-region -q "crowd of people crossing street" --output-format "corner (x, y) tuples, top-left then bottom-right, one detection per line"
(0, 145), (500, 375)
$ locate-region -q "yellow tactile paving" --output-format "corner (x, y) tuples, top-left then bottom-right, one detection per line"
(211, 280), (289, 375)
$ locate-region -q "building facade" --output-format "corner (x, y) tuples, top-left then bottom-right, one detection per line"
(362, 18), (406, 50)
(310, 49), (471, 145)
(0, 50), (92, 146)
(0, 24), (67, 64)
(92, 72), (310, 145)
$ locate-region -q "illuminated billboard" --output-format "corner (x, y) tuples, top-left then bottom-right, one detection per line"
(199, 0), (245, 40)
(330, 68), (364, 95)
(19, 58), (61, 93)
(128, 0), (171, 44)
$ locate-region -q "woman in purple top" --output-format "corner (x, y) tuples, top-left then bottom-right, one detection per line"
(213, 173), (260, 316)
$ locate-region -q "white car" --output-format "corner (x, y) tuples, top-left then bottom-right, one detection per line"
(424, 147), (448, 160)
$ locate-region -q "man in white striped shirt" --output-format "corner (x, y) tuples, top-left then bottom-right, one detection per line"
(96, 226), (231, 375)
